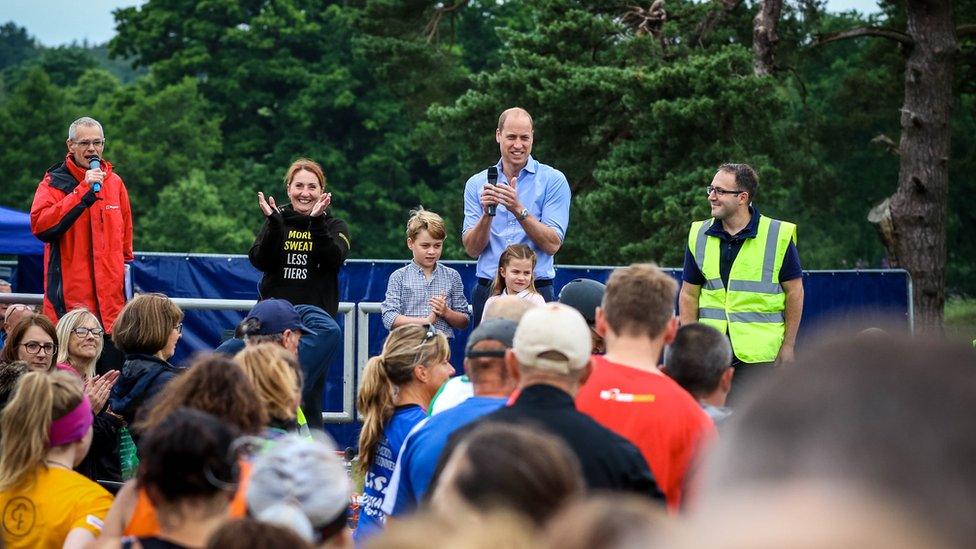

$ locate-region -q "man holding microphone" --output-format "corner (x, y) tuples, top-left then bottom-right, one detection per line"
(462, 107), (572, 327)
(31, 117), (133, 372)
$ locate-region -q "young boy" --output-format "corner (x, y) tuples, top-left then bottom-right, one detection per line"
(382, 208), (470, 337)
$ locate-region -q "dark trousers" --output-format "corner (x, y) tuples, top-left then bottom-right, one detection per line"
(294, 305), (342, 430)
(470, 278), (555, 329)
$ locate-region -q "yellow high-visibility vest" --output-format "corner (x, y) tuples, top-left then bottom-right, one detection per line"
(688, 215), (796, 363)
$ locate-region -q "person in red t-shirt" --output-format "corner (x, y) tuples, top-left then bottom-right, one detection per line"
(576, 264), (715, 512)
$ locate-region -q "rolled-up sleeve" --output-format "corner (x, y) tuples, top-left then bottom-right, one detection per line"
(449, 270), (470, 320)
(462, 172), (485, 236)
(381, 269), (404, 330)
(539, 171), (571, 241)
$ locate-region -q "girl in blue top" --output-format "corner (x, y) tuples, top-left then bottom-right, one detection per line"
(353, 324), (454, 545)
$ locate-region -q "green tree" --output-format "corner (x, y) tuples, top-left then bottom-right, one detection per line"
(0, 22), (39, 72)
(426, 0), (799, 266)
(91, 77), (223, 214)
(139, 170), (255, 252)
(0, 67), (70, 210)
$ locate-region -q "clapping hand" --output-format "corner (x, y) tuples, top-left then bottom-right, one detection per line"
(310, 193), (333, 217)
(430, 294), (448, 318)
(257, 192), (280, 217)
(481, 177), (521, 212)
(85, 370), (120, 413)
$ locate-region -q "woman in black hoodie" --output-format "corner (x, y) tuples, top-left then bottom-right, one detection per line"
(247, 160), (350, 430)
(248, 158), (351, 318)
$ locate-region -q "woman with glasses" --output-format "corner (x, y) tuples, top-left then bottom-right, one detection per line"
(354, 324), (454, 545)
(107, 293), (185, 429)
(0, 312), (59, 371)
(55, 308), (106, 380)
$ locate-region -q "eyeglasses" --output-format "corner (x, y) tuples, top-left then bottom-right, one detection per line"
(71, 327), (104, 338)
(412, 324), (437, 366)
(21, 342), (57, 355)
(706, 185), (745, 196)
(71, 139), (106, 148)
(175, 323), (183, 334)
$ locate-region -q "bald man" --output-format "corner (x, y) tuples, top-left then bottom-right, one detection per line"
(462, 107), (571, 327)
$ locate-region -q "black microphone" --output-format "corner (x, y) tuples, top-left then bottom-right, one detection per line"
(487, 166), (498, 216)
(87, 155), (102, 192)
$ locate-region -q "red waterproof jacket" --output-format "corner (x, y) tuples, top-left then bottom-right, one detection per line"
(30, 155), (133, 331)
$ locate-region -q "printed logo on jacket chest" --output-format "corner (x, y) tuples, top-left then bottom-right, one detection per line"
(282, 230), (313, 280)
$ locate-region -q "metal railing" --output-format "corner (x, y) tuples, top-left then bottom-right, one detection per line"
(0, 293), (359, 424)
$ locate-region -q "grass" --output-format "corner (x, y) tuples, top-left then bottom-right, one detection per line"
(945, 297), (976, 344)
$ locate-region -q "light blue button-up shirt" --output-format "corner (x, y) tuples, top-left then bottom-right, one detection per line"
(462, 156), (571, 280)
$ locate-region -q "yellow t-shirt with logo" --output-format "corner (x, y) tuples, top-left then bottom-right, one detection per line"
(1, 466), (113, 548)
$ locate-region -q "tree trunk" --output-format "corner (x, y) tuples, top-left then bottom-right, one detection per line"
(752, 0), (783, 76)
(876, 0), (957, 333)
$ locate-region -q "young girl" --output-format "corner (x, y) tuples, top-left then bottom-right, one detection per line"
(354, 324), (454, 545)
(482, 244), (547, 322)
(0, 371), (114, 548)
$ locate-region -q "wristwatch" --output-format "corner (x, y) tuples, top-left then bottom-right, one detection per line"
(517, 208), (530, 221)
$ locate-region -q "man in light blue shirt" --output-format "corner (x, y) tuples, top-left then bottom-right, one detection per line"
(462, 107), (571, 327)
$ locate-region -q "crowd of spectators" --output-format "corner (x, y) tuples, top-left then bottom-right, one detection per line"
(0, 262), (973, 548)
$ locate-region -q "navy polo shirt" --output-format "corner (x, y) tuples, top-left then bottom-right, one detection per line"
(682, 206), (802, 289)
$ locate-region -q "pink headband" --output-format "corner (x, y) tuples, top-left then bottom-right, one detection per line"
(49, 395), (93, 447)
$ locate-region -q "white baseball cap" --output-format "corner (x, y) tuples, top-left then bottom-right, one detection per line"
(513, 303), (592, 374)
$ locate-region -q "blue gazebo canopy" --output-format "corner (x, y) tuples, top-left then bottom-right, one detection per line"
(0, 205), (43, 255)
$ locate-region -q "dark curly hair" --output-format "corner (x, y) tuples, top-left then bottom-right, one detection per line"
(138, 408), (239, 504)
(136, 353), (268, 435)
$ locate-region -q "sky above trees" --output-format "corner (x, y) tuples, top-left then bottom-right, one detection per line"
(11, 0), (881, 46)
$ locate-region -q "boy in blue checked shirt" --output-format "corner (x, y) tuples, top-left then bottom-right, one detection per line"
(382, 208), (470, 337)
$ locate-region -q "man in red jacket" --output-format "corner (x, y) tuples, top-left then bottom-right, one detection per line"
(30, 117), (133, 371)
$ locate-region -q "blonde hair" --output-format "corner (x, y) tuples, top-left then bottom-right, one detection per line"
(491, 244), (538, 296)
(284, 158), (326, 189)
(356, 325), (449, 474)
(55, 308), (103, 379)
(112, 293), (183, 355)
(235, 344), (302, 423)
(406, 207), (446, 241)
(0, 371), (84, 490)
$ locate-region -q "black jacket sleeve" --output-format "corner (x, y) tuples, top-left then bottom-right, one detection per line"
(310, 214), (351, 270)
(77, 411), (124, 482)
(248, 213), (286, 273)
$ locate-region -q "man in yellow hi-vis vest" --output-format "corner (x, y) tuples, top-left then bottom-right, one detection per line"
(678, 164), (804, 395)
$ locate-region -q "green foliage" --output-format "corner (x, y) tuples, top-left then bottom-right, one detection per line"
(1, 1), (973, 294)
(91, 77), (223, 214)
(0, 67), (70, 210)
(139, 170), (255, 252)
(0, 22), (39, 72)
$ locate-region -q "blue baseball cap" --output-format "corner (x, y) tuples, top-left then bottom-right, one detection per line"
(240, 299), (316, 336)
